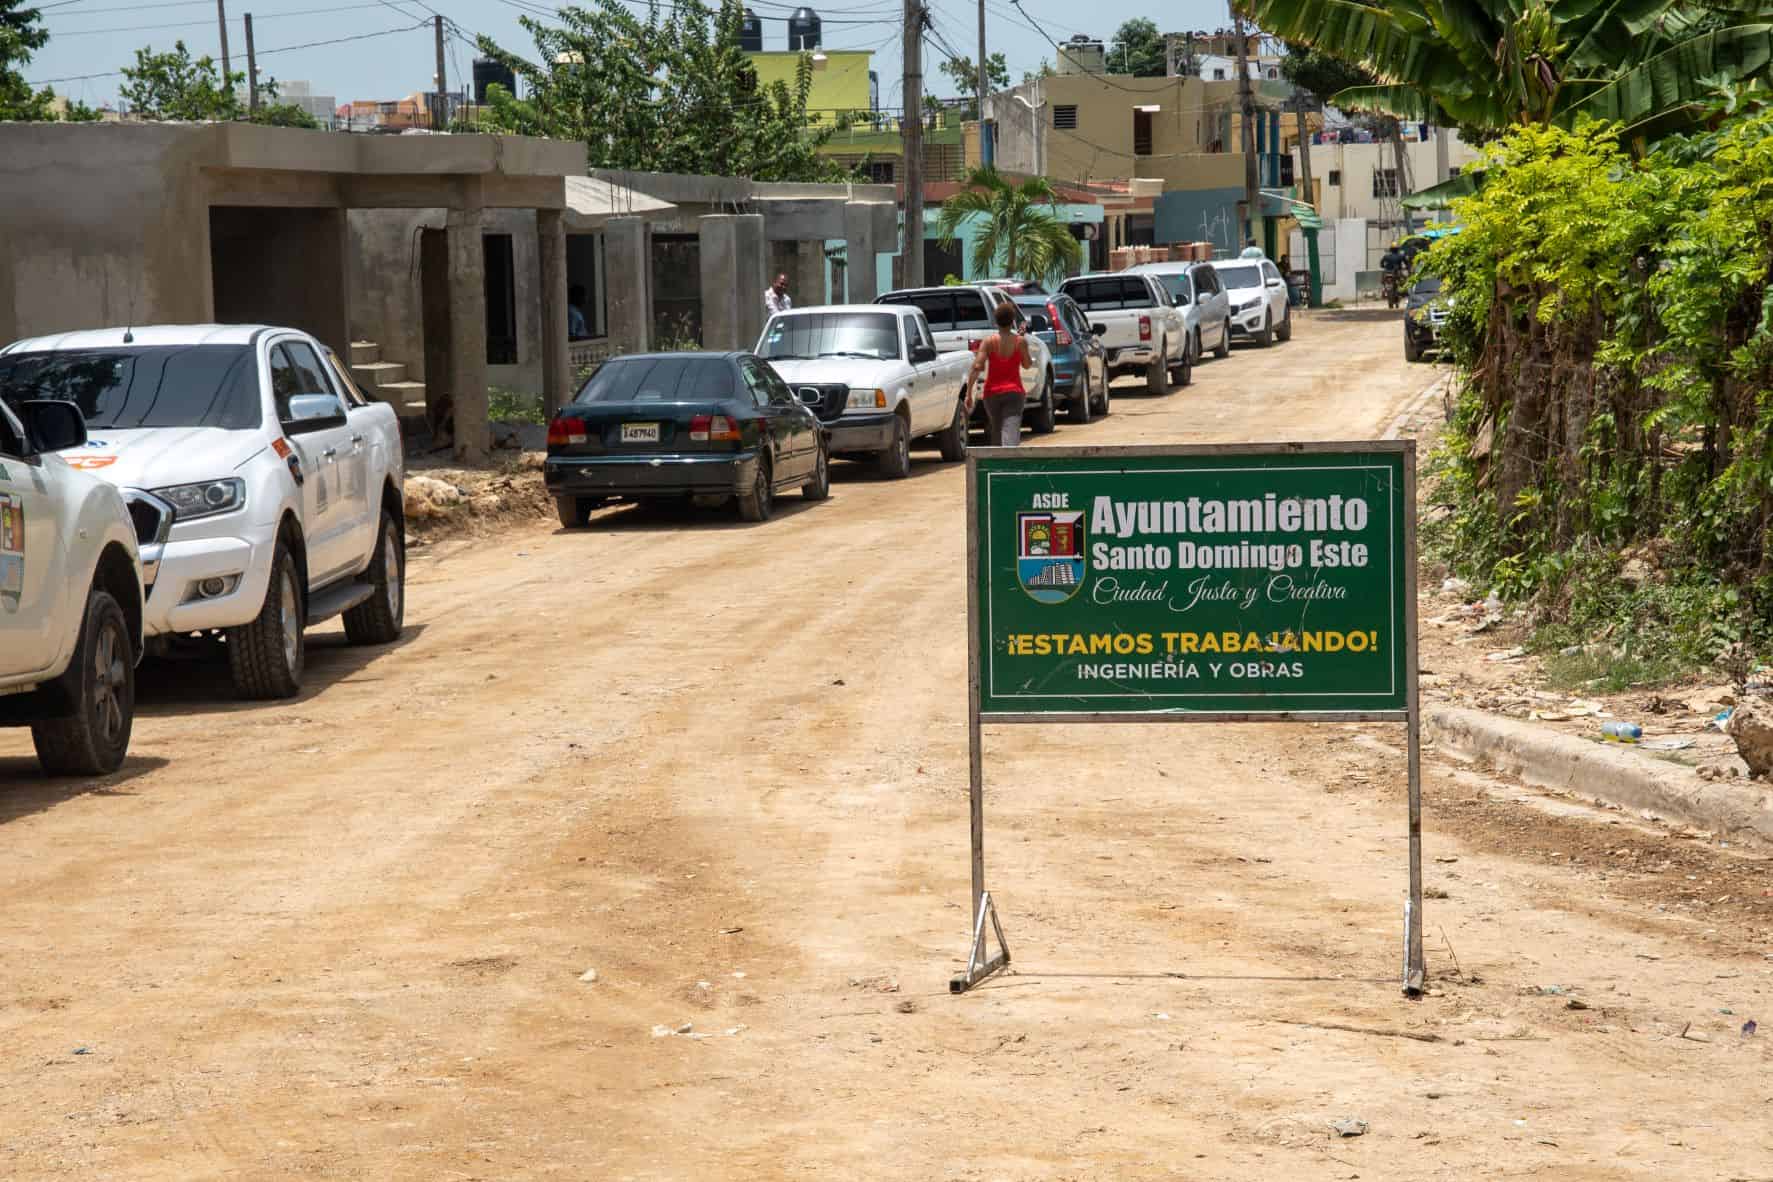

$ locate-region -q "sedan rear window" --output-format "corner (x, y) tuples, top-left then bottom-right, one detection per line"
(0, 345), (261, 430)
(574, 356), (736, 403)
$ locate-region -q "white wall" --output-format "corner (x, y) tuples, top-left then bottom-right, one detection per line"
(1303, 132), (1482, 222)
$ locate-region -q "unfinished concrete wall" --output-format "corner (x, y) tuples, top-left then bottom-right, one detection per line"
(347, 208), (438, 378)
(483, 208), (542, 395)
(0, 123), (213, 344)
(210, 206), (349, 353)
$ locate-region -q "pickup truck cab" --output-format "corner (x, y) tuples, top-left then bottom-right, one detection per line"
(1126, 261), (1233, 364)
(1058, 272), (1192, 393)
(0, 395), (143, 775)
(0, 325), (407, 701)
(875, 285), (1058, 435)
(757, 305), (973, 476)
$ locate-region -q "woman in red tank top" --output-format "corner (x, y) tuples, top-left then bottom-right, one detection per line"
(963, 300), (1033, 447)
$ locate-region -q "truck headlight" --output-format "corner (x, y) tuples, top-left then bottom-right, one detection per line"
(846, 388), (887, 409)
(153, 478), (246, 522)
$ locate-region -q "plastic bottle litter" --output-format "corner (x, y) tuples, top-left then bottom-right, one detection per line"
(1712, 708), (1734, 731)
(1601, 721), (1643, 743)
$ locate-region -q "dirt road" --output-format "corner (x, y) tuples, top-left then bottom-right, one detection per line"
(5, 309), (1770, 1180)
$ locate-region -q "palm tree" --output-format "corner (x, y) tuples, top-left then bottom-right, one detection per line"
(1238, 0), (1773, 137)
(936, 166), (1083, 283)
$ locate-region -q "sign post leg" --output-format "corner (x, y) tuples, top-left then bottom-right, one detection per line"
(952, 708), (1011, 993)
(1402, 442), (1427, 996)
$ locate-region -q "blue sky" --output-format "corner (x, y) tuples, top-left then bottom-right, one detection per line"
(26, 0), (1239, 114)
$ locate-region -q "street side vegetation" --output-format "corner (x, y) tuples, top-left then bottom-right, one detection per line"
(1246, 0), (1773, 681)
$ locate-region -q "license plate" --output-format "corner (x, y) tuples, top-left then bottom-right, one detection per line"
(621, 423), (660, 443)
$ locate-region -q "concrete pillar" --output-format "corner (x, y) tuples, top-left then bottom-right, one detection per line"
(446, 206), (490, 464)
(698, 215), (742, 350)
(793, 240), (825, 306)
(843, 201), (878, 303)
(537, 208), (570, 415)
(733, 214), (766, 348)
(605, 216), (651, 354)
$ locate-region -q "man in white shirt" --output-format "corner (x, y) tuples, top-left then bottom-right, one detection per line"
(764, 273), (792, 317)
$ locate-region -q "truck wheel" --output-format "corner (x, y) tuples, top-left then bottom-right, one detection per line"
(344, 511), (405, 645)
(1404, 330), (1423, 363)
(1255, 313), (1274, 347)
(556, 496), (594, 529)
(937, 400), (969, 461)
(1068, 372), (1094, 424)
(1146, 340), (1172, 395)
(1214, 324), (1231, 359)
(876, 415), (911, 479)
(738, 455), (775, 521)
(31, 588), (134, 776)
(227, 542), (304, 700)
(803, 437), (832, 499)
(1030, 374), (1058, 435)
(1276, 306), (1293, 342)
(1171, 337), (1193, 388)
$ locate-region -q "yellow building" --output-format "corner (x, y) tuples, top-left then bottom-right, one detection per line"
(745, 50), (873, 126)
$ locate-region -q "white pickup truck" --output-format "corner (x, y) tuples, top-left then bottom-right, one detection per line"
(875, 285), (1059, 435)
(0, 395), (143, 775)
(1058, 272), (1192, 393)
(756, 305), (974, 476)
(0, 325), (407, 701)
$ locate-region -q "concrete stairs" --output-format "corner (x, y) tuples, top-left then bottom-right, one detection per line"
(350, 341), (430, 438)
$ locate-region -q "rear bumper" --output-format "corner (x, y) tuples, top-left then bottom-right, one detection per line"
(545, 451), (759, 498)
(826, 412), (897, 454)
(1107, 346), (1155, 371)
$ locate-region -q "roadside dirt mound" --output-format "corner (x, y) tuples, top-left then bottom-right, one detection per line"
(403, 453), (553, 543)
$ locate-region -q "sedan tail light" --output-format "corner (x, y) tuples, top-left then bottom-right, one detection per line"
(548, 416), (587, 446)
(1046, 302), (1073, 347)
(689, 414), (742, 442)
(1138, 315), (1152, 342)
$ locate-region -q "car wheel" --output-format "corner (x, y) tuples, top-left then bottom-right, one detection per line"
(738, 454), (775, 521)
(1031, 372), (1058, 434)
(31, 587), (134, 776)
(876, 414), (911, 479)
(1255, 312), (1274, 347)
(1404, 330), (1423, 363)
(1095, 369), (1111, 417)
(1214, 323), (1231, 359)
(344, 510), (405, 645)
(1146, 340), (1172, 395)
(1068, 372), (1094, 424)
(938, 399), (969, 461)
(804, 437), (833, 498)
(1171, 335), (1193, 387)
(556, 495), (594, 529)
(227, 540), (304, 700)
(1276, 305), (1293, 342)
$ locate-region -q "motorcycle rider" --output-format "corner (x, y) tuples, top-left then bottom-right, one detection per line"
(1380, 241), (1409, 306)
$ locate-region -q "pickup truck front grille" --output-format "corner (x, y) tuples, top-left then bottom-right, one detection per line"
(795, 383), (850, 424)
(123, 490), (171, 547)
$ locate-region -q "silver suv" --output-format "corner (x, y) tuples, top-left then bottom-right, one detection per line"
(1125, 261), (1233, 363)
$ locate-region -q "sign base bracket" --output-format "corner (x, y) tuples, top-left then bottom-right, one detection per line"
(950, 890), (1010, 993)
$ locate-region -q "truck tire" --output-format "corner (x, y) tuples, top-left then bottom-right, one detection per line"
(556, 496), (593, 529)
(937, 399), (969, 461)
(1030, 373), (1058, 435)
(738, 454), (776, 521)
(227, 541), (305, 700)
(31, 587), (134, 776)
(1171, 336), (1193, 388)
(803, 437), (832, 499)
(1404, 330), (1423, 363)
(1146, 340), (1172, 395)
(876, 414), (911, 479)
(344, 510), (405, 645)
(1068, 372), (1094, 424)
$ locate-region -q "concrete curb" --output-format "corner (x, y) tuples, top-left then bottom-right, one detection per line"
(1426, 706), (1773, 844)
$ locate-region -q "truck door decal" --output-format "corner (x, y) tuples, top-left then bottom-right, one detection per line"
(0, 493), (22, 606)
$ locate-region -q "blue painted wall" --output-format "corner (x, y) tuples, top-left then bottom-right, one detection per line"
(1153, 188), (1245, 255)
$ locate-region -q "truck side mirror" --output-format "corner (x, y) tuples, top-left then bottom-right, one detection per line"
(21, 400), (87, 454)
(910, 343), (937, 363)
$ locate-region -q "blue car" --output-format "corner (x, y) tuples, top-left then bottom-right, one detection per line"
(1012, 293), (1110, 423)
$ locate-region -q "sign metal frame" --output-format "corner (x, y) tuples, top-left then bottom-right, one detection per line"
(954, 440), (1425, 997)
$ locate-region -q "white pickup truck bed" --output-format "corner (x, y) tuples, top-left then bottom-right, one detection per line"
(1058, 273), (1191, 393)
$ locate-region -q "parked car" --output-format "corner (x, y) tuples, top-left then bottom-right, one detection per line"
(757, 305), (972, 475)
(1208, 257), (1293, 346)
(1125, 261), (1233, 363)
(875, 285), (1058, 435)
(545, 351), (830, 524)
(1058, 272), (1191, 392)
(1404, 274), (1448, 363)
(1012, 293), (1108, 423)
(0, 325), (408, 701)
(0, 394), (143, 775)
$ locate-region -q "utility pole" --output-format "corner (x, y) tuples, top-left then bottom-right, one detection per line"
(977, 0), (992, 167)
(434, 14), (448, 130)
(1294, 91), (1315, 212)
(902, 0), (925, 288)
(216, 0), (232, 95)
(1233, 7), (1258, 248)
(244, 12), (259, 114)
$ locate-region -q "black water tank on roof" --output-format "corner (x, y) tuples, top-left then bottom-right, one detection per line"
(739, 8), (763, 51)
(788, 6), (821, 51)
(472, 58), (516, 104)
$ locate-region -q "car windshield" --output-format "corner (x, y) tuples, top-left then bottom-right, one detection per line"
(1212, 264), (1263, 289)
(574, 356), (736, 403)
(1410, 276), (1443, 297)
(0, 345), (261, 430)
(760, 312), (901, 361)
(1151, 274), (1192, 303)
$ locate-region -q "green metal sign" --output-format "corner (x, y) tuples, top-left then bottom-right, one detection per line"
(970, 443), (1414, 719)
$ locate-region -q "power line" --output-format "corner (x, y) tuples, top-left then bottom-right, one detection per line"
(47, 2), (416, 38)
(27, 18), (428, 84)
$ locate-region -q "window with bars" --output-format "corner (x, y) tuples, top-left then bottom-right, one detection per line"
(1373, 168), (1399, 198)
(1053, 104), (1078, 130)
